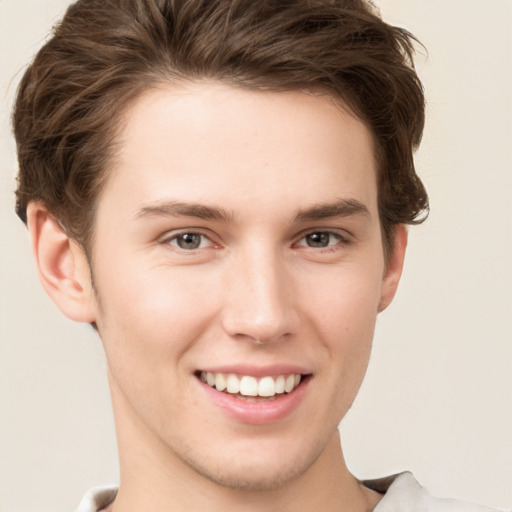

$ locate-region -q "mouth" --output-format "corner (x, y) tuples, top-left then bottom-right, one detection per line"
(195, 371), (309, 401)
(195, 368), (312, 424)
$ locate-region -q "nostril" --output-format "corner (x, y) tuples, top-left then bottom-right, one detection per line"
(226, 328), (294, 346)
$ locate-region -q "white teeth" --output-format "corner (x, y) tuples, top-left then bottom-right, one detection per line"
(275, 375), (285, 394)
(200, 371), (303, 397)
(284, 375), (295, 393)
(284, 374), (295, 393)
(258, 376), (276, 397)
(215, 373), (226, 392)
(240, 376), (258, 396)
(226, 374), (240, 394)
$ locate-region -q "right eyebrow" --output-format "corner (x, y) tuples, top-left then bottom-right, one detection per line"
(135, 200), (235, 223)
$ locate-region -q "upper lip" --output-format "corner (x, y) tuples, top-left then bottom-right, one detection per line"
(196, 364), (312, 378)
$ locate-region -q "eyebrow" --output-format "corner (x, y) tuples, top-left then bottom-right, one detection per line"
(294, 199), (370, 222)
(135, 198), (370, 224)
(135, 200), (235, 223)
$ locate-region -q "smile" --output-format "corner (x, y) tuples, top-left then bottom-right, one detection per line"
(199, 371), (302, 399)
(196, 368), (311, 424)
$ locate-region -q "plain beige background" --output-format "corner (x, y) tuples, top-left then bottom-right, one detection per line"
(1, 1), (511, 511)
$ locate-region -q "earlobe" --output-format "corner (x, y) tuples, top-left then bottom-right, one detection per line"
(26, 202), (96, 323)
(378, 224), (408, 312)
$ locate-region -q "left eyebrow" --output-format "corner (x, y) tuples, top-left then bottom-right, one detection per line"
(294, 199), (371, 222)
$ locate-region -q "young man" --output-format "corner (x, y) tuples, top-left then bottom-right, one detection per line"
(11, 1), (502, 511)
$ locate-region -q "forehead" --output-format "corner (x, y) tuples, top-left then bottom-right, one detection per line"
(100, 81), (378, 222)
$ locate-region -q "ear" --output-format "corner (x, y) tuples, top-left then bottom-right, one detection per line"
(26, 202), (96, 323)
(378, 224), (408, 312)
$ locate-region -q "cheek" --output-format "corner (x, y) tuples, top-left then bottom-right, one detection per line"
(93, 266), (216, 418)
(92, 257), (223, 380)
(299, 261), (382, 386)
(301, 260), (383, 334)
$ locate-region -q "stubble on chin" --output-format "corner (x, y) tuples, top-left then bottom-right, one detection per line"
(176, 431), (333, 493)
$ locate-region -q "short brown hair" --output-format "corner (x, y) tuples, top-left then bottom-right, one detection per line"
(13, 0), (428, 257)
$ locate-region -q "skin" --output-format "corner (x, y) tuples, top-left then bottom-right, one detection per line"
(28, 82), (407, 511)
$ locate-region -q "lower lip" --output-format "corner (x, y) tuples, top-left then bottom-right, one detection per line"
(198, 376), (310, 425)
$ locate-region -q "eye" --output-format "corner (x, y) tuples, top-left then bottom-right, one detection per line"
(167, 232), (212, 250)
(298, 231), (344, 248)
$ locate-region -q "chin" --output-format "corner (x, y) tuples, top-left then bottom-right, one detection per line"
(181, 434), (327, 492)
(195, 458), (310, 492)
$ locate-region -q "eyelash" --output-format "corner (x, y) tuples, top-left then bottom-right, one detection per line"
(294, 229), (352, 252)
(162, 230), (215, 251)
(161, 229), (351, 253)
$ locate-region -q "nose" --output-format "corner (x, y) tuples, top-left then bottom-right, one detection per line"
(221, 247), (298, 344)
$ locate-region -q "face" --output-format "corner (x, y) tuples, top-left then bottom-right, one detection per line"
(85, 82), (403, 490)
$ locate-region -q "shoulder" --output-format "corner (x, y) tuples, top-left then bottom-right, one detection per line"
(75, 485), (117, 512)
(364, 472), (506, 512)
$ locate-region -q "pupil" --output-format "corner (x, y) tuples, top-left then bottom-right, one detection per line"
(178, 233), (201, 249)
(307, 232), (329, 247)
